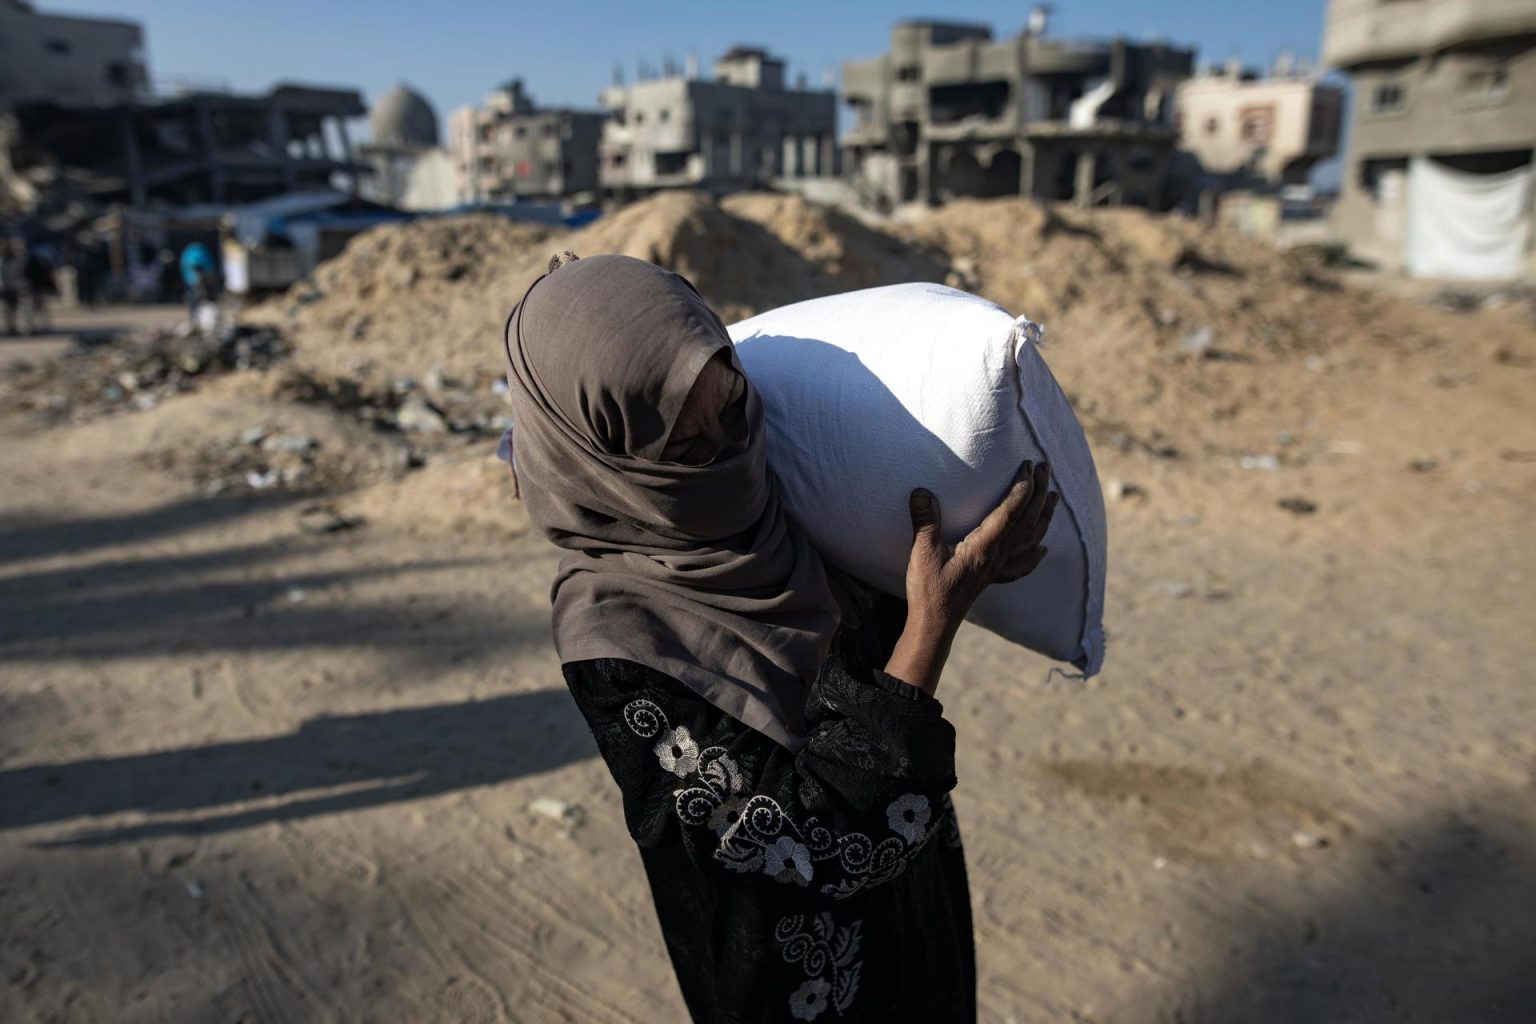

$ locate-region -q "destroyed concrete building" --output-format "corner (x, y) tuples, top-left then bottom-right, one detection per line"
(842, 18), (1193, 209)
(448, 80), (604, 203)
(1325, 0), (1536, 278)
(598, 48), (837, 195)
(0, 0), (147, 108)
(2, 2), (370, 224)
(10, 82), (369, 208)
(1176, 58), (1344, 188)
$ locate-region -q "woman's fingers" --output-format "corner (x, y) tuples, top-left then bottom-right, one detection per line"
(962, 461), (1034, 556)
(909, 488), (944, 556)
(1021, 491), (1058, 549)
(997, 545), (1049, 582)
(1023, 461), (1052, 522)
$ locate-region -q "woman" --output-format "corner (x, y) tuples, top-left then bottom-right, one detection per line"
(502, 254), (1056, 1022)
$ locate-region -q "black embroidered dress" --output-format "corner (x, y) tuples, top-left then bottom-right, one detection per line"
(562, 589), (976, 1023)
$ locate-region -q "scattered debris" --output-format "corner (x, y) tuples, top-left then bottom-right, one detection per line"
(1278, 497), (1318, 516)
(1180, 326), (1214, 358)
(1240, 454), (1280, 472)
(1430, 288), (1486, 315)
(1409, 457), (1439, 473)
(1, 322), (288, 425)
(263, 433), (317, 454)
(395, 395), (450, 434)
(297, 505), (361, 535)
(529, 797), (585, 829)
(1291, 829), (1329, 850)
(1105, 479), (1147, 502)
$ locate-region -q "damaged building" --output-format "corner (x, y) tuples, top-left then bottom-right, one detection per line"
(1176, 58), (1344, 189)
(0, 0), (147, 108)
(3, 3), (366, 214)
(1324, 0), (1536, 279)
(448, 79), (604, 203)
(599, 47), (837, 195)
(10, 81), (368, 208)
(842, 17), (1193, 209)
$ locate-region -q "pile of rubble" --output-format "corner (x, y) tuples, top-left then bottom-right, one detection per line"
(1, 322), (288, 425)
(259, 192), (948, 388)
(22, 190), (1526, 511)
(259, 190), (1503, 465)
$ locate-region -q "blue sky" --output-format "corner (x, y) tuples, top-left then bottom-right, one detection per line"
(48, 0), (1332, 125)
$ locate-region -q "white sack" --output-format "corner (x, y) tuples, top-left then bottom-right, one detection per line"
(729, 283), (1106, 676)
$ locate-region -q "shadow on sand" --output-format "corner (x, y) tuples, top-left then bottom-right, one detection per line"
(1, 687), (594, 844)
(1174, 804), (1536, 1023)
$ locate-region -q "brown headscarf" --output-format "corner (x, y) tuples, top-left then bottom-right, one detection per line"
(502, 254), (841, 751)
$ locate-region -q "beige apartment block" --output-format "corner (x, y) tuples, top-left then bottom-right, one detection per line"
(448, 80), (604, 203)
(1176, 64), (1344, 187)
(598, 48), (836, 195)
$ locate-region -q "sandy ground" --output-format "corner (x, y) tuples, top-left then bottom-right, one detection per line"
(0, 304), (187, 370)
(3, 281), (1535, 1024)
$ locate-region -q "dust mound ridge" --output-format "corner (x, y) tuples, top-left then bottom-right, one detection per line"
(261, 192), (947, 386)
(262, 191), (1524, 463)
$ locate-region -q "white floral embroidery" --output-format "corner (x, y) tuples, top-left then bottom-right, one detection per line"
(707, 794), (747, 836)
(886, 793), (931, 844)
(789, 979), (831, 1020)
(622, 698), (942, 899)
(778, 913), (862, 1018)
(763, 836), (814, 886)
(654, 725), (699, 777)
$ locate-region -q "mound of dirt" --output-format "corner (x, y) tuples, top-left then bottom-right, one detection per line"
(254, 190), (1533, 477)
(258, 192), (948, 389)
(898, 198), (1490, 459)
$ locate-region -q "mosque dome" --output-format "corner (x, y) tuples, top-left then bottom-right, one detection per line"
(370, 83), (439, 149)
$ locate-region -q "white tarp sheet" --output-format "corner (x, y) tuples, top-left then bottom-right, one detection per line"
(1405, 156), (1532, 280)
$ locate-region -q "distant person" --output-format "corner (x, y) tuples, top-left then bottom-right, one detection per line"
(71, 239), (107, 307)
(22, 244), (55, 334)
(157, 248), (181, 304)
(0, 239), (22, 336)
(179, 241), (218, 320)
(501, 253), (1057, 1022)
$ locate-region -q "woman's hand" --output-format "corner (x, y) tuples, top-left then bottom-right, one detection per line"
(884, 461), (1058, 694)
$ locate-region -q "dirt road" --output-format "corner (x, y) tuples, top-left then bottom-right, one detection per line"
(2, 283), (1534, 1023)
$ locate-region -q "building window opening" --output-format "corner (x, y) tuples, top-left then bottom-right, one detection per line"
(896, 64), (920, 83)
(1204, 116), (1219, 135)
(929, 81), (1010, 124)
(1460, 68), (1509, 104)
(654, 151), (688, 175)
(1371, 83), (1405, 114)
